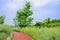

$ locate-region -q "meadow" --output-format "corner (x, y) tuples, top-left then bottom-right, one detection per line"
(0, 24), (60, 40)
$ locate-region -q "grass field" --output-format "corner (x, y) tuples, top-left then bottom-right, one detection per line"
(0, 24), (13, 40)
(0, 24), (60, 40)
(20, 27), (60, 40)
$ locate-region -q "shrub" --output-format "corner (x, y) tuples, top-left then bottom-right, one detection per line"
(0, 24), (14, 40)
(48, 23), (60, 27)
(20, 27), (60, 40)
(0, 33), (8, 40)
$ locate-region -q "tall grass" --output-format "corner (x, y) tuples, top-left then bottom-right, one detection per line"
(0, 24), (14, 40)
(20, 27), (60, 40)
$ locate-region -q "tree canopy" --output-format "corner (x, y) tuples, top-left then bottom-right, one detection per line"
(14, 2), (33, 28)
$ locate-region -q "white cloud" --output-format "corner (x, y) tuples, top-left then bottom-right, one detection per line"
(31, 0), (50, 7)
(12, 0), (21, 4)
(30, 0), (60, 7)
(13, 0), (20, 2)
(5, 0), (26, 10)
(6, 2), (18, 10)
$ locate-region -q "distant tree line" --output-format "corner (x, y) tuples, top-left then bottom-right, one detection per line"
(35, 18), (60, 27)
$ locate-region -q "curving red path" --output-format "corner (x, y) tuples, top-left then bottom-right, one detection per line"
(13, 32), (32, 40)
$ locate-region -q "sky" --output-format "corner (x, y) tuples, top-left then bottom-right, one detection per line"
(0, 0), (60, 25)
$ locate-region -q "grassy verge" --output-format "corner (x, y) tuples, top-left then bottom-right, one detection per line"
(0, 24), (14, 40)
(20, 27), (60, 40)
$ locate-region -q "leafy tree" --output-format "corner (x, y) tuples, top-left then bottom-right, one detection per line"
(35, 22), (45, 27)
(50, 19), (60, 23)
(35, 22), (40, 26)
(14, 2), (33, 28)
(0, 16), (5, 24)
(43, 18), (51, 27)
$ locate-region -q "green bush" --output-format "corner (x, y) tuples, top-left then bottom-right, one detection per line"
(20, 27), (60, 40)
(0, 24), (14, 40)
(48, 23), (60, 27)
(0, 33), (8, 40)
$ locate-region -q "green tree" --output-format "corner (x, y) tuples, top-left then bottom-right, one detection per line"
(14, 2), (33, 28)
(35, 22), (45, 28)
(0, 16), (5, 24)
(43, 18), (51, 27)
(51, 19), (57, 23)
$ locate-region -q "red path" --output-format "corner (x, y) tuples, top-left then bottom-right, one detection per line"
(13, 32), (32, 40)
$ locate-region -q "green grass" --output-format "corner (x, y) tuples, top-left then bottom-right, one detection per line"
(0, 24), (60, 40)
(0, 24), (14, 40)
(48, 23), (60, 27)
(20, 27), (60, 40)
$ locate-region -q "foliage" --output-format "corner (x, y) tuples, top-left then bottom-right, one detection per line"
(14, 2), (33, 28)
(35, 18), (51, 27)
(48, 23), (60, 27)
(20, 27), (60, 40)
(44, 18), (60, 27)
(43, 18), (51, 27)
(0, 16), (5, 24)
(35, 18), (60, 27)
(0, 24), (14, 40)
(51, 19), (60, 23)
(35, 22), (45, 28)
(0, 33), (8, 40)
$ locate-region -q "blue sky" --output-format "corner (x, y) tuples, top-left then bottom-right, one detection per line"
(0, 0), (60, 25)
